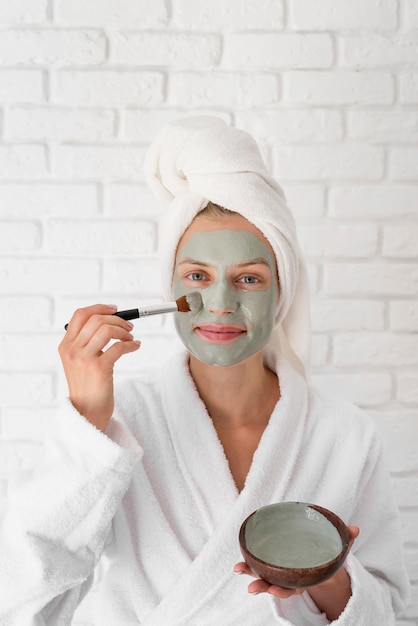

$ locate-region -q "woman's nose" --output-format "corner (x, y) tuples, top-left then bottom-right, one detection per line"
(204, 279), (238, 315)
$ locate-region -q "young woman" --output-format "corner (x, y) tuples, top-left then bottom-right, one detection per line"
(0, 117), (409, 625)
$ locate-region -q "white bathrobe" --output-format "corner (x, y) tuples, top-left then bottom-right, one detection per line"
(0, 350), (409, 626)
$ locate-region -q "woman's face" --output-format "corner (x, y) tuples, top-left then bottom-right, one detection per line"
(172, 214), (279, 367)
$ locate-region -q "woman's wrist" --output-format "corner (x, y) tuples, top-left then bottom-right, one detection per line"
(308, 566), (352, 622)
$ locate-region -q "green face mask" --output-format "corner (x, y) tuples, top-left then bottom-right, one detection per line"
(172, 229), (278, 367)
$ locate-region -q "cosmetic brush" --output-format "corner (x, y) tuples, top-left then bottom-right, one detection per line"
(64, 292), (202, 330)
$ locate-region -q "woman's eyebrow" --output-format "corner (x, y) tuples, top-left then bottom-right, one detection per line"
(236, 258), (270, 268)
(178, 258), (211, 267)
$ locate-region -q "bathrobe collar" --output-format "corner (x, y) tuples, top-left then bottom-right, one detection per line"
(147, 348), (308, 625)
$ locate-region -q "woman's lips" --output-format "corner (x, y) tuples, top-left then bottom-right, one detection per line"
(194, 324), (246, 343)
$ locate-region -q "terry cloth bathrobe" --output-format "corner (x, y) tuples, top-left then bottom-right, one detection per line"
(0, 349), (410, 625)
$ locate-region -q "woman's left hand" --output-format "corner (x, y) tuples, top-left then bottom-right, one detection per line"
(233, 561), (304, 598)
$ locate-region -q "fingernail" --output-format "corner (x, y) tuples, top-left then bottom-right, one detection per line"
(126, 322), (134, 330)
(108, 304), (118, 310)
(134, 340), (141, 346)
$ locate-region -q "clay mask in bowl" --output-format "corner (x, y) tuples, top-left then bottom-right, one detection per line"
(239, 502), (351, 588)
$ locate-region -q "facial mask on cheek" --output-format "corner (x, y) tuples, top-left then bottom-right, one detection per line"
(172, 229), (278, 366)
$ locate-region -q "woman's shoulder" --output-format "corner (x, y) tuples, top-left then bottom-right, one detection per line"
(307, 384), (383, 451)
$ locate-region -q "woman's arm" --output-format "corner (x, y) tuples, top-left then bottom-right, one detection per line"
(0, 400), (141, 624)
(307, 561), (354, 622)
(234, 432), (410, 625)
(1, 300), (144, 624)
(59, 303), (140, 431)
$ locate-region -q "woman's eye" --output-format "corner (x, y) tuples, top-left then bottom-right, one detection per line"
(239, 276), (259, 284)
(187, 272), (206, 281)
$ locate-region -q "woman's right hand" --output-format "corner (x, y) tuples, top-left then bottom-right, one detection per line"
(58, 304), (140, 432)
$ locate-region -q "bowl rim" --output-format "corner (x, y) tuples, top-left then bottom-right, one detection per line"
(239, 501), (351, 574)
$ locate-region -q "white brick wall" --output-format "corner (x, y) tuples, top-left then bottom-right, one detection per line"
(0, 1), (417, 624)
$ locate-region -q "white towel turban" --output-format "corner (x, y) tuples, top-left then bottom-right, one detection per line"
(144, 116), (311, 377)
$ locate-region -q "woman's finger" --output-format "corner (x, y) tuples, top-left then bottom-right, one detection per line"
(64, 304), (118, 340)
(80, 323), (135, 358)
(234, 562), (254, 577)
(348, 525), (360, 542)
(101, 337), (141, 367)
(247, 577), (302, 598)
(234, 562), (303, 598)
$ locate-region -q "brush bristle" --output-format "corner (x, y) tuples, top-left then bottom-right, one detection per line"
(186, 291), (203, 313)
(176, 292), (202, 313)
(176, 295), (190, 313)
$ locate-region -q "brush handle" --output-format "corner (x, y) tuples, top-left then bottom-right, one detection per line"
(113, 308), (140, 321)
(64, 302), (178, 330)
(119, 303), (178, 319)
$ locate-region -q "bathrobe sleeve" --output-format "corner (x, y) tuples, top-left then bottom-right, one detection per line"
(0, 399), (142, 626)
(324, 433), (410, 626)
(268, 417), (409, 626)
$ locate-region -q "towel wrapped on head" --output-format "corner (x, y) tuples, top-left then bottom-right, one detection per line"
(144, 116), (311, 378)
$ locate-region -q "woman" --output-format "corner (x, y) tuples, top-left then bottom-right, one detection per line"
(0, 117), (409, 625)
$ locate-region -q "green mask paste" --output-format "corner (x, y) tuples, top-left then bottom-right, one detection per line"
(172, 229), (278, 367)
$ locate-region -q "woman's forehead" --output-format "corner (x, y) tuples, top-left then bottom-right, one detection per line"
(175, 227), (276, 270)
(176, 214), (275, 259)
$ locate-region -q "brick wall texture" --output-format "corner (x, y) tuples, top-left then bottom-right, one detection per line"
(0, 0), (417, 623)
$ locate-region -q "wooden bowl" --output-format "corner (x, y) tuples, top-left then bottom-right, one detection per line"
(239, 502), (351, 589)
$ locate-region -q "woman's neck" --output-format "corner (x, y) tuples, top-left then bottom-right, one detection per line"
(189, 351), (280, 429)
(189, 351), (280, 492)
